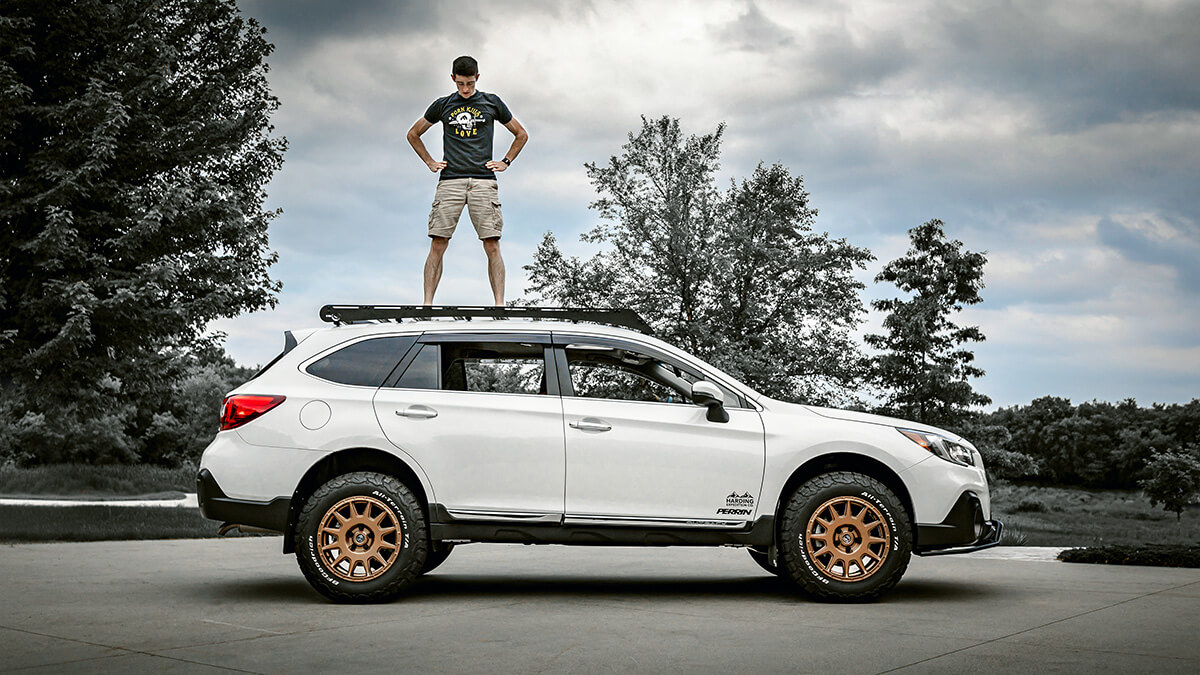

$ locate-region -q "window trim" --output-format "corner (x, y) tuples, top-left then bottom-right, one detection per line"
(551, 334), (752, 409)
(383, 332), (559, 397)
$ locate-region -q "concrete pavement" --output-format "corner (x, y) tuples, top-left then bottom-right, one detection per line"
(0, 539), (1197, 673)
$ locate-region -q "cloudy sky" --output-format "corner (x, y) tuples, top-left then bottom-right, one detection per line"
(222, 0), (1200, 408)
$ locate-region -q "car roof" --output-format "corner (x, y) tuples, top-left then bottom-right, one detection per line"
(289, 319), (764, 403)
(304, 319), (651, 340)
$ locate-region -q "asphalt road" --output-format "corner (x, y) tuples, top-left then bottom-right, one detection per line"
(1, 539), (1197, 673)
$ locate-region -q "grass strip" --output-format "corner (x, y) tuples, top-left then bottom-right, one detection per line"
(0, 463), (197, 498)
(1058, 544), (1200, 568)
(0, 505), (278, 543)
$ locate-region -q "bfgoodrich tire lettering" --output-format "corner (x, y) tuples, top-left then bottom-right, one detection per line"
(779, 471), (912, 602)
(295, 471), (427, 603)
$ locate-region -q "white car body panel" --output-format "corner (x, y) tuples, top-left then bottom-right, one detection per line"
(202, 432), (322, 501)
(562, 398), (765, 522)
(373, 387), (566, 516)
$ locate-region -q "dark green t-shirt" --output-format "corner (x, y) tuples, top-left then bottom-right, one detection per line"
(423, 90), (513, 181)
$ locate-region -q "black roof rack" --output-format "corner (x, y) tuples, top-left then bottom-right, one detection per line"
(319, 305), (653, 335)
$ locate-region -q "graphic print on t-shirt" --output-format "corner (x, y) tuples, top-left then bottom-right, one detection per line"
(449, 106), (487, 137)
(425, 91), (512, 180)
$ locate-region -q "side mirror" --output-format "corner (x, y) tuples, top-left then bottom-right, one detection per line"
(691, 381), (729, 423)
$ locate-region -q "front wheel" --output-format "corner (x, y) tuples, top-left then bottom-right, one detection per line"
(294, 471), (427, 603)
(779, 471), (911, 602)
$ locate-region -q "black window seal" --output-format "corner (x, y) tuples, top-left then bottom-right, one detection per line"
(380, 340), (431, 389)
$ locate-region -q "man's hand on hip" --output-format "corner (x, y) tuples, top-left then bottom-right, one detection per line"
(427, 160), (447, 172)
(485, 160), (508, 172)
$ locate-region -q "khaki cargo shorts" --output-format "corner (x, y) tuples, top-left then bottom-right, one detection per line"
(428, 177), (504, 240)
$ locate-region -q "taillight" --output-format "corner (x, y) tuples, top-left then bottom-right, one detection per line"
(220, 395), (286, 431)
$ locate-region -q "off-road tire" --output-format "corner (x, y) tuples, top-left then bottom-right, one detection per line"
(779, 471), (911, 602)
(295, 471), (427, 603)
(748, 547), (782, 576)
(421, 543), (455, 574)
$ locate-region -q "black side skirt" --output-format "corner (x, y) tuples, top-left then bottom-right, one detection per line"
(429, 505), (775, 547)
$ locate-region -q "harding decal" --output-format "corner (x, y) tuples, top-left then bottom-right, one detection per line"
(717, 491), (755, 516)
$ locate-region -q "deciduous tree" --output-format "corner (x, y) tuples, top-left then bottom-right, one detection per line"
(525, 116), (873, 405)
(1140, 447), (1200, 521)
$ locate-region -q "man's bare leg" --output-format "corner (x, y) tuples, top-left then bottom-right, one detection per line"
(482, 237), (505, 306)
(423, 236), (450, 305)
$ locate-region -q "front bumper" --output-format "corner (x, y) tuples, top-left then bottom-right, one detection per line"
(196, 468), (290, 533)
(914, 490), (1003, 556)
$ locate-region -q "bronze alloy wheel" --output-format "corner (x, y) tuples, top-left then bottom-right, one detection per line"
(317, 495), (402, 582)
(804, 495), (891, 582)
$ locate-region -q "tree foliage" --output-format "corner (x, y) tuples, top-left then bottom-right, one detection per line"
(979, 396), (1200, 489)
(1139, 447), (1200, 521)
(867, 219), (989, 427)
(0, 0), (284, 464)
(525, 116), (873, 405)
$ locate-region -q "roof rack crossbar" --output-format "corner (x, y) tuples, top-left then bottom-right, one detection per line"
(319, 305), (653, 335)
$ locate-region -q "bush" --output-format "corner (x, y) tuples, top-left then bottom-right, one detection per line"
(1059, 545), (1200, 568)
(1011, 498), (1051, 514)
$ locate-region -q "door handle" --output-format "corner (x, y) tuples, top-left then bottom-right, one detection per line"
(569, 418), (611, 432)
(396, 405), (438, 419)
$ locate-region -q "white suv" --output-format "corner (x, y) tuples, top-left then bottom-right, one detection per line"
(198, 305), (1000, 603)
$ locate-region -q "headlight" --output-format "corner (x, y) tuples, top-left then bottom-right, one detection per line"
(897, 428), (975, 466)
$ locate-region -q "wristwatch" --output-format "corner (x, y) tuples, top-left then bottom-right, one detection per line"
(501, 157), (512, 165)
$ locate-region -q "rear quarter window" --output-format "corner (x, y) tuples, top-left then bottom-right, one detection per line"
(305, 336), (418, 387)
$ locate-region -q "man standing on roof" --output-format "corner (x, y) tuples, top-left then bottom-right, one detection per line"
(407, 55), (528, 307)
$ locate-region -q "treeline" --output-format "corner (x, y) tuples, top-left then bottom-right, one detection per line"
(0, 346), (254, 468)
(957, 397), (1200, 489)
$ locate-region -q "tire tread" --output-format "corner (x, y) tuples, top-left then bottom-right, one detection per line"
(779, 471), (911, 602)
(294, 471), (427, 603)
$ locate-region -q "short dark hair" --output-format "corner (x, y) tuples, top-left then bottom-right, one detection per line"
(452, 56), (478, 77)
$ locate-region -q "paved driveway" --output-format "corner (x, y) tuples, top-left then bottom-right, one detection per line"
(1, 539), (1197, 673)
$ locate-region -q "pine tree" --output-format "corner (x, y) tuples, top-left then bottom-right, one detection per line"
(866, 220), (990, 426)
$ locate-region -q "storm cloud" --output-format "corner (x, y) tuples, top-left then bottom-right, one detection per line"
(223, 0), (1200, 406)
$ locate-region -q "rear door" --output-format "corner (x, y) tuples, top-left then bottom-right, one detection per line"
(372, 332), (565, 519)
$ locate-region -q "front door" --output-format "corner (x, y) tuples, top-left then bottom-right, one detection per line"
(556, 336), (765, 525)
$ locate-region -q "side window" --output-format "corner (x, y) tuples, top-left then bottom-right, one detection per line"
(395, 341), (547, 395)
(565, 343), (742, 407)
(305, 336), (417, 387)
(394, 344), (439, 390)
(566, 346), (692, 405)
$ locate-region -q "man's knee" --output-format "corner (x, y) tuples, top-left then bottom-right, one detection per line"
(429, 236), (450, 254)
(481, 237), (501, 255)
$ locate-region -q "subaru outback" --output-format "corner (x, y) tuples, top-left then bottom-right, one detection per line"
(198, 305), (1000, 603)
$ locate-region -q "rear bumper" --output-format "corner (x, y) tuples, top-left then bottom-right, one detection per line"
(914, 490), (1003, 556)
(196, 468), (290, 533)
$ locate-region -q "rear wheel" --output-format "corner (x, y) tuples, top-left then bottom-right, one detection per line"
(295, 471), (427, 603)
(779, 471), (911, 602)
